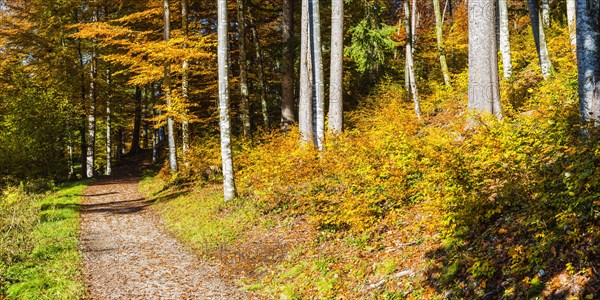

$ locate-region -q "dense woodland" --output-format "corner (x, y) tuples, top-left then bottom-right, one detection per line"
(3, 0), (600, 298)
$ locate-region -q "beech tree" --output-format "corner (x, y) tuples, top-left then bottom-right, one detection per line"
(499, 0), (512, 79)
(576, 0), (600, 122)
(281, 0), (295, 129)
(328, 0), (344, 133)
(433, 0), (450, 85)
(218, 0), (237, 201)
(405, 0), (421, 119)
(163, 0), (178, 173)
(567, 0), (576, 50)
(528, 0), (552, 78)
(237, 0), (251, 138)
(467, 0), (501, 117)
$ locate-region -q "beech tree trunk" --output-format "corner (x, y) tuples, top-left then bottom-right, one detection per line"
(576, 0), (600, 122)
(281, 0), (295, 129)
(541, 0), (550, 28)
(181, 0), (190, 160)
(499, 0), (512, 78)
(77, 42), (87, 179)
(247, 18), (270, 129)
(236, 0), (251, 138)
(310, 0), (324, 149)
(218, 0), (238, 201)
(467, 0), (501, 117)
(86, 54), (97, 178)
(405, 0), (421, 120)
(433, 0), (450, 85)
(105, 69), (112, 176)
(528, 0), (552, 78)
(163, 0), (178, 173)
(299, 0), (314, 144)
(567, 0), (576, 50)
(328, 0), (343, 134)
(130, 87), (142, 154)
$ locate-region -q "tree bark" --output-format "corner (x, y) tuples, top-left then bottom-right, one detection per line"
(576, 0), (600, 122)
(528, 0), (552, 78)
(567, 0), (576, 50)
(77, 42), (87, 179)
(105, 69), (112, 176)
(236, 0), (251, 138)
(130, 87), (142, 155)
(218, 0), (238, 201)
(467, 0), (501, 117)
(281, 0), (295, 129)
(181, 0), (190, 161)
(499, 0), (512, 79)
(86, 53), (97, 178)
(328, 0), (343, 134)
(541, 0), (550, 28)
(405, 0), (421, 120)
(310, 0), (324, 149)
(433, 0), (451, 85)
(248, 17), (270, 129)
(299, 0), (314, 144)
(163, 0), (178, 173)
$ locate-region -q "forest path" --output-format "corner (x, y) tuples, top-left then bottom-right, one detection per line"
(79, 174), (248, 299)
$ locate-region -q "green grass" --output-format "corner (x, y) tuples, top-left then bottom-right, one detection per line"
(1, 181), (88, 299)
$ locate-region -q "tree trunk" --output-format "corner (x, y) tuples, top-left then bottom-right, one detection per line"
(567, 0), (576, 50)
(77, 42), (87, 179)
(499, 0), (513, 79)
(181, 0), (190, 161)
(86, 54), (97, 178)
(218, 0), (238, 201)
(236, 0), (251, 138)
(328, 0), (343, 134)
(163, 0), (178, 173)
(405, 0), (421, 120)
(299, 0), (314, 144)
(130, 87), (142, 154)
(248, 16), (270, 129)
(467, 0), (501, 117)
(281, 0), (295, 129)
(411, 0), (418, 50)
(528, 0), (552, 78)
(310, 0), (325, 149)
(433, 0), (451, 85)
(105, 69), (112, 176)
(541, 0), (550, 28)
(576, 0), (600, 122)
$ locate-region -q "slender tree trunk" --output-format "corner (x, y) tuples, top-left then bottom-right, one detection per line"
(181, 0), (190, 160)
(405, 0), (421, 120)
(328, 0), (343, 134)
(411, 0), (417, 50)
(105, 69), (112, 176)
(68, 132), (74, 178)
(299, 0), (314, 144)
(130, 87), (142, 154)
(86, 54), (97, 178)
(77, 42), (87, 179)
(433, 0), (451, 85)
(218, 0), (238, 201)
(567, 0), (576, 50)
(281, 0), (295, 129)
(576, 0), (600, 122)
(236, 0), (251, 138)
(310, 0), (324, 149)
(143, 89), (149, 149)
(163, 0), (178, 173)
(528, 0), (552, 78)
(541, 0), (550, 28)
(499, 0), (513, 79)
(467, 0), (501, 117)
(248, 17), (270, 129)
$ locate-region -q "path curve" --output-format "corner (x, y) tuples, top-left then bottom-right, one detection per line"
(80, 176), (247, 299)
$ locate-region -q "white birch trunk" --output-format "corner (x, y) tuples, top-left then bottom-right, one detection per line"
(499, 0), (512, 79)
(310, 0), (324, 149)
(405, 0), (421, 120)
(528, 0), (552, 78)
(576, 0), (600, 122)
(433, 0), (451, 85)
(299, 0), (314, 144)
(86, 56), (96, 179)
(218, 0), (238, 201)
(164, 0), (178, 173)
(328, 0), (343, 134)
(105, 70), (112, 176)
(567, 0), (576, 50)
(541, 0), (550, 28)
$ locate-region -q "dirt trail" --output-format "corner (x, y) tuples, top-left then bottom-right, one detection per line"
(79, 176), (248, 299)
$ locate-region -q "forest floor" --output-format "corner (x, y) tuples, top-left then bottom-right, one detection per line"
(79, 157), (249, 299)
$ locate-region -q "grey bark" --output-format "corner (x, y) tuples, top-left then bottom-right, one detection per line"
(576, 0), (600, 122)
(299, 0), (314, 144)
(411, 0), (418, 50)
(281, 0), (295, 129)
(77, 42), (87, 179)
(86, 54), (97, 179)
(218, 0), (238, 201)
(528, 0), (552, 78)
(237, 0), (251, 138)
(467, 0), (501, 117)
(164, 0), (178, 173)
(328, 0), (343, 134)
(541, 0), (550, 28)
(130, 87), (142, 154)
(567, 0), (576, 50)
(105, 69), (112, 176)
(405, 0), (421, 120)
(181, 0), (190, 160)
(499, 0), (512, 78)
(248, 17), (270, 129)
(310, 0), (325, 149)
(433, 0), (451, 85)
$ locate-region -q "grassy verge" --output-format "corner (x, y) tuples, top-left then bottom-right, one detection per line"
(0, 181), (88, 299)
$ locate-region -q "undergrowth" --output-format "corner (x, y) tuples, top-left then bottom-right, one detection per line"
(0, 181), (88, 299)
